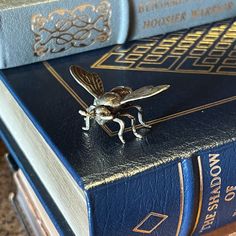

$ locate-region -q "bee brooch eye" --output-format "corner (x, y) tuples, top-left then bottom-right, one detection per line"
(70, 65), (170, 144)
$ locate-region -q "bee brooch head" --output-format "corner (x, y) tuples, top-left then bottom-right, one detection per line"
(70, 65), (170, 144)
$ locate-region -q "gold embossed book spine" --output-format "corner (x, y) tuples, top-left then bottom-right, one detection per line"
(191, 146), (236, 235)
(0, 0), (236, 68)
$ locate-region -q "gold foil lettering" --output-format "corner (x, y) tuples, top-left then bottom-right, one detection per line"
(233, 210), (236, 217)
(139, 4), (145, 13)
(210, 165), (222, 177)
(201, 212), (217, 232)
(141, 1), (234, 31)
(138, 0), (190, 14)
(209, 154), (220, 168)
(208, 192), (220, 208)
(200, 154), (222, 233)
(192, 2), (234, 19)
(225, 186), (236, 202)
(210, 177), (221, 189)
(143, 12), (186, 29)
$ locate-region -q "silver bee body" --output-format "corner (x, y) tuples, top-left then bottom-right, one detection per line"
(91, 86), (132, 125)
(94, 86), (132, 107)
(70, 66), (170, 143)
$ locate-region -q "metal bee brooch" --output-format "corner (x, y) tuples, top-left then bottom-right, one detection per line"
(70, 65), (170, 144)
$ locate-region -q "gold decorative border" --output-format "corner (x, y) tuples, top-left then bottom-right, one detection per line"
(190, 156), (204, 235)
(92, 19), (236, 76)
(176, 162), (184, 236)
(32, 1), (112, 57)
(43, 61), (236, 137)
(132, 212), (168, 234)
(131, 162), (184, 234)
(92, 51), (236, 76)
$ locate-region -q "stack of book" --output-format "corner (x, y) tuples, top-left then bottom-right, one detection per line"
(0, 0), (236, 235)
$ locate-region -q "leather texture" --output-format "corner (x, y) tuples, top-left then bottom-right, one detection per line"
(1, 18), (236, 235)
(87, 159), (194, 236)
(1, 0), (236, 68)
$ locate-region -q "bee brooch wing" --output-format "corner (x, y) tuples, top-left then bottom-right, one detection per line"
(70, 65), (104, 99)
(121, 85), (170, 104)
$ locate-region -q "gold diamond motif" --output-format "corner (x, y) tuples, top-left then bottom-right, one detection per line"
(132, 212), (168, 234)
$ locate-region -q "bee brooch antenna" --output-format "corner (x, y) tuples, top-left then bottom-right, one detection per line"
(70, 65), (170, 144)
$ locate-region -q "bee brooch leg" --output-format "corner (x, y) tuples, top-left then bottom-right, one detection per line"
(119, 114), (142, 139)
(113, 118), (125, 144)
(79, 110), (91, 131)
(83, 116), (91, 131)
(127, 105), (151, 128)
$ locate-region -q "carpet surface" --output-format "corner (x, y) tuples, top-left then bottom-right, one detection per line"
(0, 142), (26, 236)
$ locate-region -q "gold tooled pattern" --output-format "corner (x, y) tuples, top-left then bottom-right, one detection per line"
(131, 162), (183, 235)
(93, 18), (236, 76)
(190, 156), (204, 235)
(132, 212), (168, 234)
(32, 1), (112, 57)
(176, 162), (184, 236)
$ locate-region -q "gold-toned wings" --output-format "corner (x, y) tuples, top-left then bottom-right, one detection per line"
(121, 85), (170, 104)
(70, 65), (104, 99)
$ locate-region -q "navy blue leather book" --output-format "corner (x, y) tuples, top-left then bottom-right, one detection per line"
(1, 120), (193, 236)
(1, 17), (236, 236)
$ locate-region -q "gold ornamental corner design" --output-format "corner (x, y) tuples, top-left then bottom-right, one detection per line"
(132, 212), (168, 234)
(93, 18), (236, 76)
(31, 1), (112, 57)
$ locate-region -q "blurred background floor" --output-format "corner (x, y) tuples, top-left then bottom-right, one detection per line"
(0, 142), (26, 236)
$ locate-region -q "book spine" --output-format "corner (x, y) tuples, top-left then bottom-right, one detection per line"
(0, 0), (130, 69)
(87, 159), (195, 236)
(192, 141), (236, 235)
(129, 0), (236, 40)
(1, 0), (236, 69)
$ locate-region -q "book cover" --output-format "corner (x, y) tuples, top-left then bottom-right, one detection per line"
(0, 0), (236, 68)
(1, 17), (236, 235)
